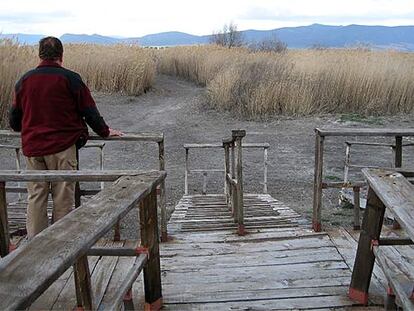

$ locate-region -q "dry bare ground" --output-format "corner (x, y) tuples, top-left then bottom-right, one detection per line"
(1, 75), (413, 236)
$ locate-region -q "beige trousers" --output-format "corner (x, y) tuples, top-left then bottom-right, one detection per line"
(25, 144), (78, 238)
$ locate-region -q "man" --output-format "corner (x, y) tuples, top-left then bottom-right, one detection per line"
(9, 36), (123, 238)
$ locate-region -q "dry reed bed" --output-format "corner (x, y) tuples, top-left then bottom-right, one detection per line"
(157, 46), (414, 116)
(0, 40), (156, 127)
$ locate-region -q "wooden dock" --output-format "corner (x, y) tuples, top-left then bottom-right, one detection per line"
(22, 193), (389, 310)
(155, 194), (385, 310)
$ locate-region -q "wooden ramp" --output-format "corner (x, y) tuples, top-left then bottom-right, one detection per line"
(159, 194), (384, 310)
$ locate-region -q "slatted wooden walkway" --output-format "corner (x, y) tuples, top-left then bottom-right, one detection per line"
(24, 194), (388, 310)
(157, 194), (385, 310)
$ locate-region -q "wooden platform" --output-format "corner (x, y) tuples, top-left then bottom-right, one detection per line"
(156, 194), (385, 310)
(26, 194), (389, 310)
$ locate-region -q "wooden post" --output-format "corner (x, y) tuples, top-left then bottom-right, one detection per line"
(393, 136), (402, 229)
(99, 144), (105, 191)
(74, 156), (93, 310)
(140, 189), (163, 311)
(232, 183), (237, 222)
(0, 182), (9, 257)
(233, 130), (246, 236)
(224, 144), (230, 206)
(231, 142), (235, 214)
(184, 148), (189, 195)
(312, 132), (324, 232)
(349, 187), (386, 305)
(353, 186), (361, 230)
(158, 140), (167, 242)
(15, 148), (22, 201)
(395, 136), (402, 168)
(202, 172), (207, 195)
(263, 147), (268, 194)
(74, 255), (94, 310)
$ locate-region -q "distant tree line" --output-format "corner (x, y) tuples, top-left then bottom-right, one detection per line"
(210, 22), (288, 53)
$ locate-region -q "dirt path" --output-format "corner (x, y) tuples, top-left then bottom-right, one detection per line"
(2, 74), (414, 234)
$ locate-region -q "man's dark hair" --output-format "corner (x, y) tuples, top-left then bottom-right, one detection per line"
(39, 36), (63, 60)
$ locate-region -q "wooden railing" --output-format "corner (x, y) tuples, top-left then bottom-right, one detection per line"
(223, 130), (246, 235)
(349, 169), (414, 309)
(184, 142), (269, 195)
(0, 130), (168, 242)
(313, 128), (414, 232)
(0, 170), (166, 310)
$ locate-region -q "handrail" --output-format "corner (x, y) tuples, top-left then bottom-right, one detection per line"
(184, 139), (268, 195)
(223, 130), (246, 236)
(0, 170), (166, 310)
(313, 127), (414, 232)
(0, 130), (168, 242)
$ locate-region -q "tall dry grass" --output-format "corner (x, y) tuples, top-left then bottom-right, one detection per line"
(157, 45), (414, 116)
(0, 40), (156, 127)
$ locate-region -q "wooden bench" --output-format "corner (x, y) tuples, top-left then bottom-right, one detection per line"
(349, 168), (414, 309)
(0, 170), (166, 311)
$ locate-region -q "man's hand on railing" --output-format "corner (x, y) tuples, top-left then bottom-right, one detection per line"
(109, 128), (124, 137)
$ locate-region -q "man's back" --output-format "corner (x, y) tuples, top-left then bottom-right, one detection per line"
(10, 60), (109, 157)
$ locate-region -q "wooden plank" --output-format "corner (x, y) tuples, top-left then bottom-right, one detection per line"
(327, 227), (386, 305)
(315, 128), (414, 137)
(90, 241), (122, 308)
(373, 245), (414, 310)
(163, 285), (349, 304)
(0, 169), (163, 182)
(163, 295), (355, 310)
(0, 172), (165, 311)
(0, 130), (164, 143)
(363, 169), (414, 239)
(183, 143), (269, 149)
(98, 240), (146, 310)
(162, 261), (348, 285)
(49, 241), (106, 311)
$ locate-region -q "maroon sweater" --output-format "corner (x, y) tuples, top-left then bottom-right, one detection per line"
(9, 60), (110, 157)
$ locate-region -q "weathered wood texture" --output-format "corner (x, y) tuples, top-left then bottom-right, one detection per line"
(315, 128), (414, 137)
(140, 189), (163, 308)
(169, 194), (300, 234)
(0, 169), (161, 182)
(313, 127), (414, 232)
(155, 193), (378, 309)
(0, 171), (165, 310)
(363, 169), (414, 238)
(0, 182), (9, 257)
(349, 169), (414, 310)
(0, 130), (164, 143)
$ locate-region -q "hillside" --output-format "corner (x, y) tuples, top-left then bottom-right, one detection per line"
(2, 24), (414, 50)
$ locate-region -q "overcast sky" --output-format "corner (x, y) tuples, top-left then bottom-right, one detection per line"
(1, 0), (414, 37)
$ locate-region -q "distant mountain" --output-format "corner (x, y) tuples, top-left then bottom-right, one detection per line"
(127, 31), (207, 46)
(60, 33), (121, 44)
(3, 24), (414, 50)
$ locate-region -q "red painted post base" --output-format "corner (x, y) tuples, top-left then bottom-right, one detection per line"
(238, 224), (246, 236)
(144, 298), (163, 311)
(161, 231), (168, 243)
(392, 221), (401, 230)
(124, 288), (133, 301)
(348, 287), (369, 305)
(312, 221), (322, 232)
(9, 243), (16, 252)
